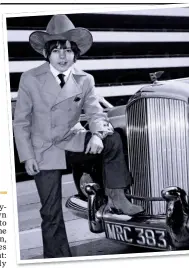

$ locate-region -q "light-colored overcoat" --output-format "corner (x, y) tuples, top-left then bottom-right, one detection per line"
(14, 62), (112, 170)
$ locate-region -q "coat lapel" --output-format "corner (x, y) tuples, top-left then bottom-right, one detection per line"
(54, 66), (85, 105)
(34, 62), (61, 107)
(42, 71), (62, 106)
(35, 63), (86, 107)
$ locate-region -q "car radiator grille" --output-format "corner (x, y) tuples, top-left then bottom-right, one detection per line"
(126, 97), (189, 215)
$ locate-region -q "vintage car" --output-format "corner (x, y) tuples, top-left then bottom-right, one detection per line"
(66, 72), (189, 252)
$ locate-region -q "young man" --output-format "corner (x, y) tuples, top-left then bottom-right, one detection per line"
(14, 14), (143, 258)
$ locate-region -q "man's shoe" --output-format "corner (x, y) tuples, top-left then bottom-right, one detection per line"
(105, 188), (144, 216)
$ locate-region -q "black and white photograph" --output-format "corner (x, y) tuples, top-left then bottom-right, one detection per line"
(5, 5), (189, 262)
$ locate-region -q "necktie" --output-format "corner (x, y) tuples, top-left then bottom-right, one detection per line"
(57, 73), (65, 88)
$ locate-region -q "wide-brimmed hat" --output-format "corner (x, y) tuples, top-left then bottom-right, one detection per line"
(29, 14), (93, 55)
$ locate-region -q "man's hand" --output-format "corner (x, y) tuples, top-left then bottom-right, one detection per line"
(25, 159), (40, 176)
(85, 135), (104, 154)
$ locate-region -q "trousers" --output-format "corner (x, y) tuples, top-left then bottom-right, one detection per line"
(34, 131), (132, 258)
(34, 170), (71, 258)
(66, 131), (132, 190)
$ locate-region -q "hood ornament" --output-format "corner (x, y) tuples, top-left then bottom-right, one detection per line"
(149, 71), (164, 83)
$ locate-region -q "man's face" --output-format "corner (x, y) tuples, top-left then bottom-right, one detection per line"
(48, 41), (75, 72)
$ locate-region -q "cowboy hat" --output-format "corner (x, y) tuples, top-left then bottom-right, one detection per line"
(29, 14), (93, 56)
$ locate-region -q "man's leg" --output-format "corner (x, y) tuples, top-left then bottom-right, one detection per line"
(34, 170), (71, 258)
(66, 131), (131, 189)
(66, 131), (144, 215)
(66, 132), (100, 198)
(102, 132), (144, 215)
(102, 131), (132, 189)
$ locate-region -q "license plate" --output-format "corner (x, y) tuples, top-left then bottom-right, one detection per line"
(104, 221), (169, 250)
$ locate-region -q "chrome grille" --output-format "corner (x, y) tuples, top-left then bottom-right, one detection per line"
(126, 97), (189, 215)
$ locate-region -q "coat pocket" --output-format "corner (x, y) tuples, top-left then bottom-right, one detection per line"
(31, 135), (44, 148)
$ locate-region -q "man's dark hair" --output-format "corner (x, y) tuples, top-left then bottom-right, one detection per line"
(44, 40), (80, 62)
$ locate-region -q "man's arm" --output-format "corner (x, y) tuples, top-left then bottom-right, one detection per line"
(83, 75), (114, 137)
(13, 74), (35, 163)
(83, 75), (113, 154)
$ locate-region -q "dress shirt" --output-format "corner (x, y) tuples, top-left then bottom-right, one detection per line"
(50, 64), (72, 86)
